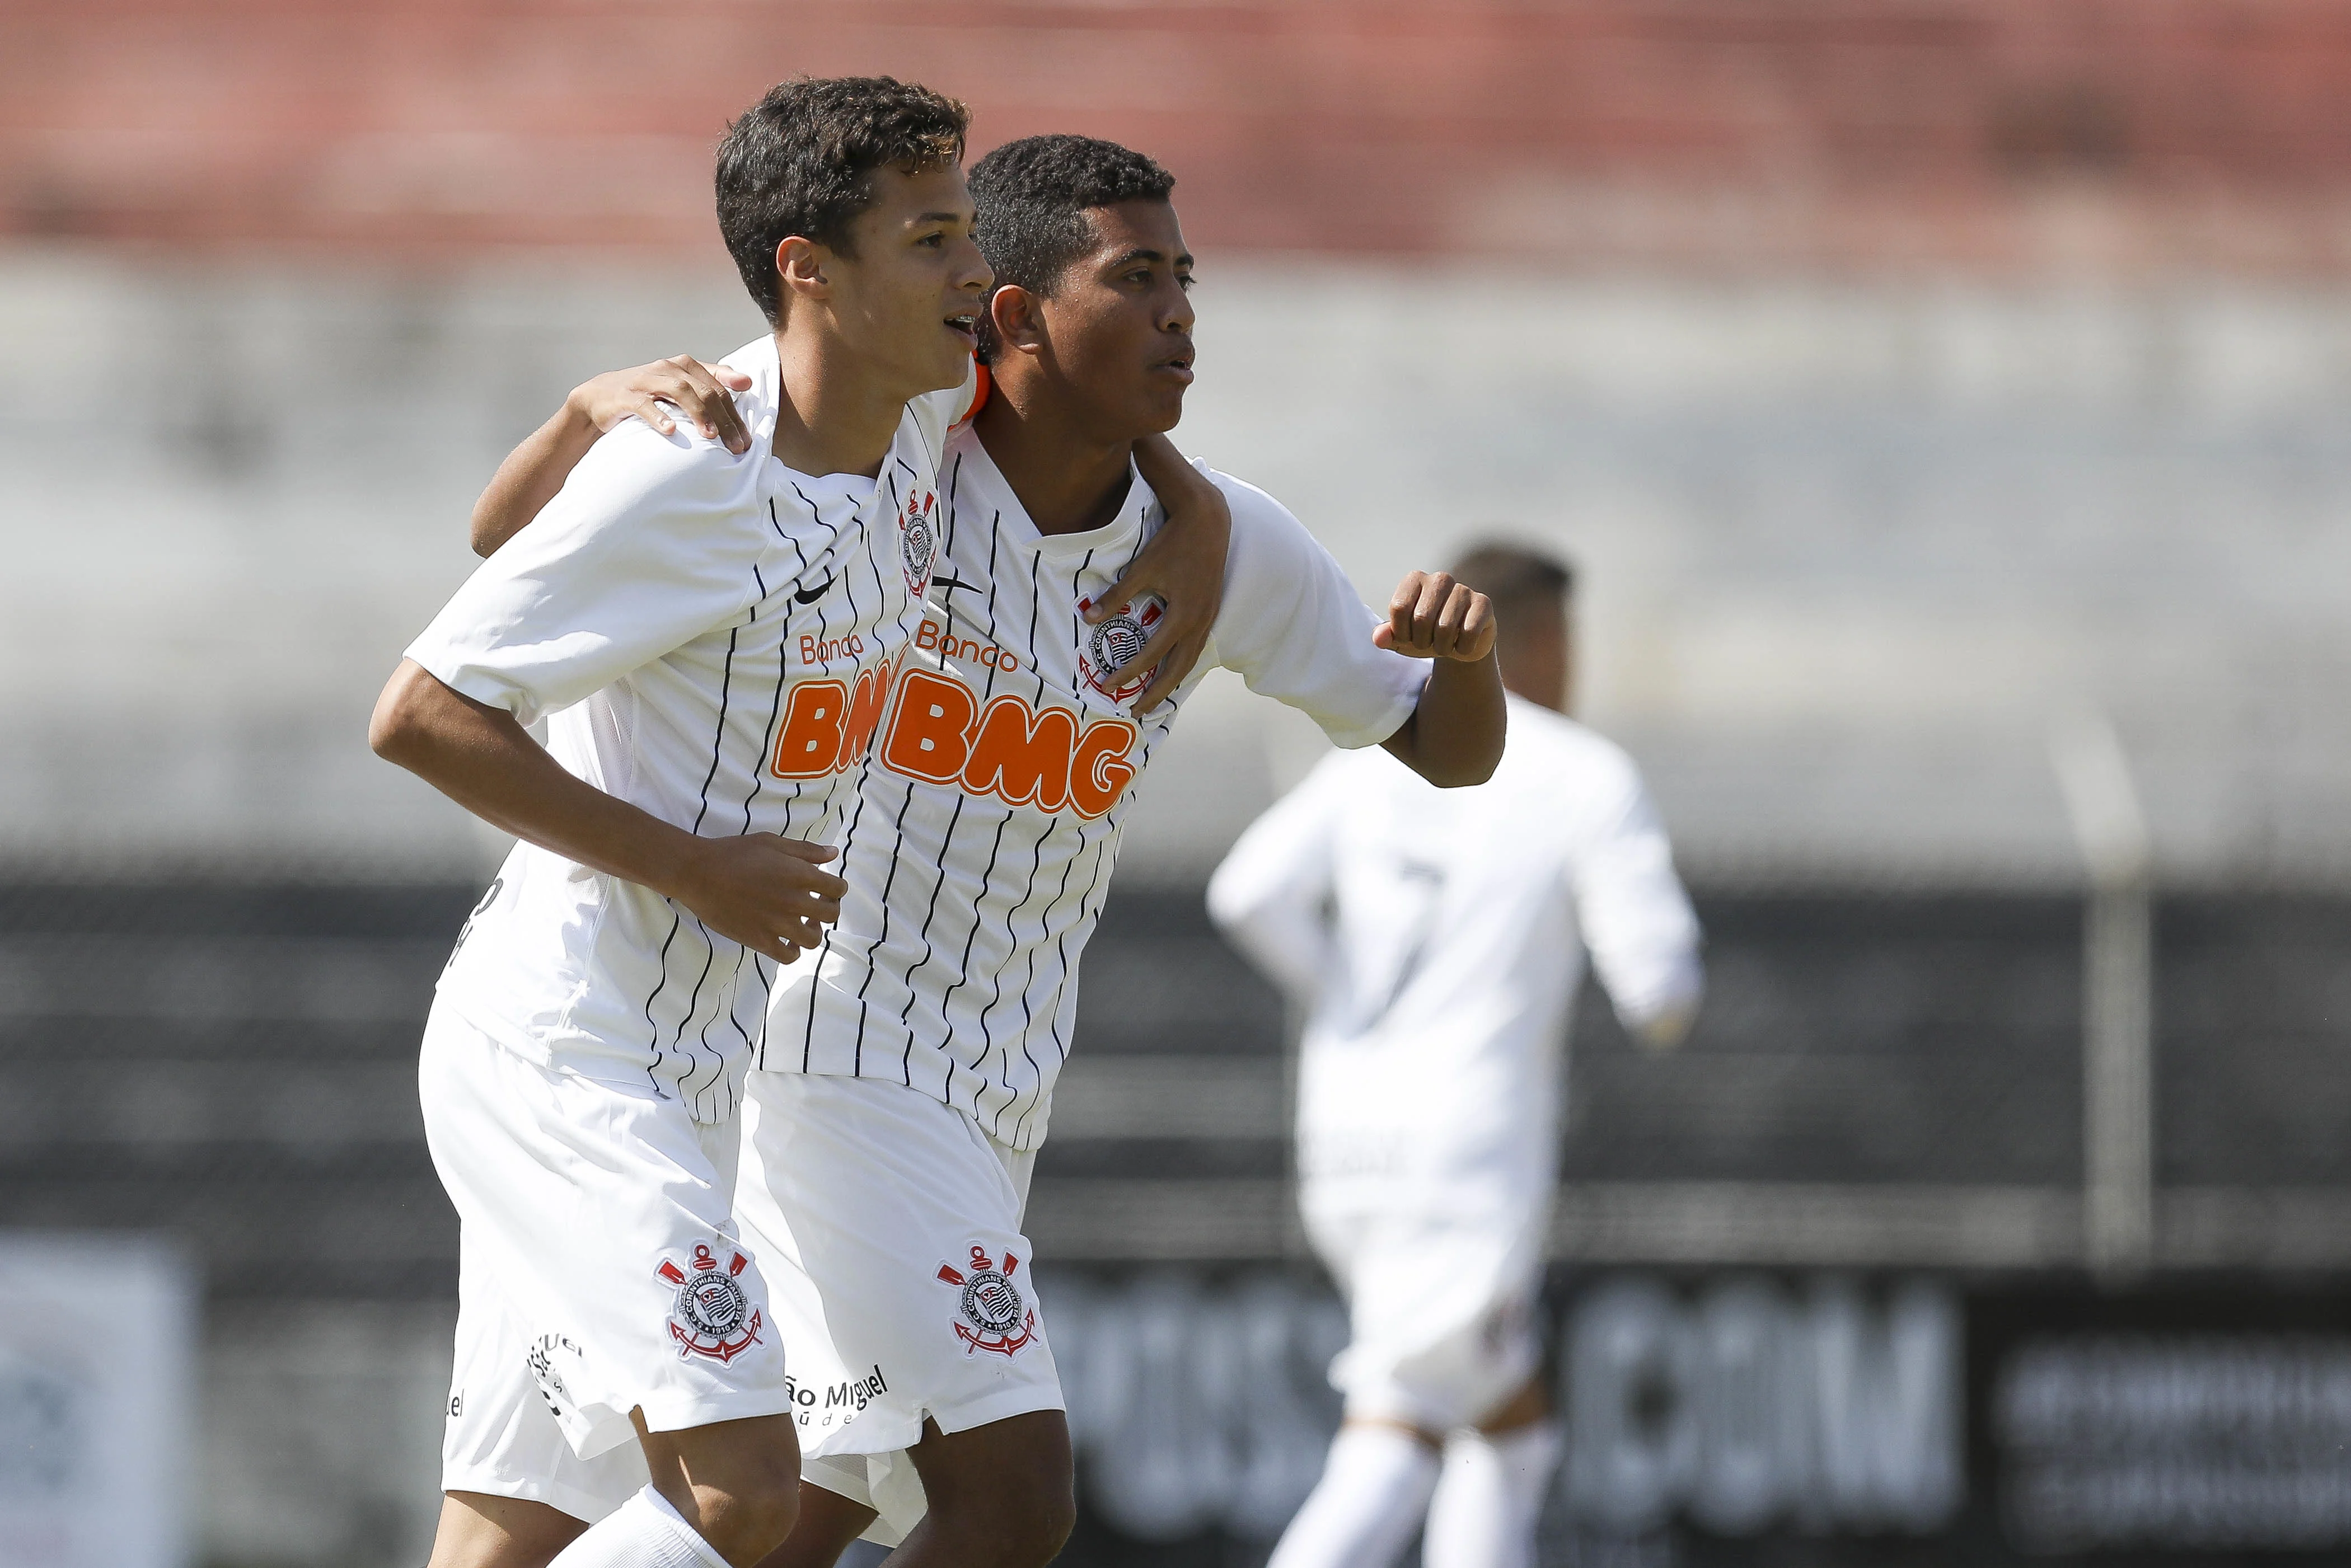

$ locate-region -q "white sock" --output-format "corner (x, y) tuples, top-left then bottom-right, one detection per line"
(1266, 1423), (1443, 1568)
(545, 1484), (730, 1568)
(1421, 1423), (1562, 1568)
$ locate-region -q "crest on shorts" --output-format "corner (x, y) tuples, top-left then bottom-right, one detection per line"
(936, 1244), (1037, 1358)
(1075, 595), (1165, 705)
(900, 489), (938, 597)
(659, 1242), (764, 1363)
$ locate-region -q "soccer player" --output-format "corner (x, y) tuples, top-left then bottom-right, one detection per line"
(371, 83), (1230, 1568)
(1209, 545), (1704, 1568)
(469, 137), (1509, 1566)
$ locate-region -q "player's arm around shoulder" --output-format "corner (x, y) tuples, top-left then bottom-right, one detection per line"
(470, 355), (755, 557)
(423, 407), (782, 727)
(1373, 570), (1506, 787)
(1091, 436), (1233, 713)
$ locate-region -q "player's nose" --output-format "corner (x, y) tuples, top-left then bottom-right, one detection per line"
(954, 234), (993, 295)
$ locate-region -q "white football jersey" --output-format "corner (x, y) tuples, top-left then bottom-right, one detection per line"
(1208, 696), (1703, 1203)
(758, 425), (1429, 1149)
(408, 336), (975, 1121)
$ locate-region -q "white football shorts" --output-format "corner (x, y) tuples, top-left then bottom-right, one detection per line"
(1300, 1183), (1549, 1433)
(441, 1219), (652, 1521)
(735, 1071), (1064, 1541)
(421, 1003), (792, 1494)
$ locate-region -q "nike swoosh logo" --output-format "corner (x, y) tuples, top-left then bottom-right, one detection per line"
(794, 577), (832, 604)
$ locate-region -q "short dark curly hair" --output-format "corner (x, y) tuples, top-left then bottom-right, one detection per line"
(715, 76), (971, 327)
(967, 135), (1177, 361)
(1450, 542), (1575, 619)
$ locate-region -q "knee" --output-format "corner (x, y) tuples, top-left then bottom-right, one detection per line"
(719, 1454), (802, 1557)
(1032, 1479), (1079, 1563)
(681, 1428), (802, 1561)
(1009, 1464), (1078, 1565)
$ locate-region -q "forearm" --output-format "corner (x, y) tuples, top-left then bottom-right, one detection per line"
(369, 661), (697, 893)
(472, 355), (755, 557)
(471, 401), (600, 557)
(1589, 861), (1706, 1050)
(1385, 652), (1506, 787)
(1132, 433), (1228, 537)
(1098, 432), (1233, 711)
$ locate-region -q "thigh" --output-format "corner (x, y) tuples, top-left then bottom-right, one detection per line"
(636, 1410), (800, 1506)
(737, 1073), (1065, 1463)
(896, 1411), (1076, 1563)
(427, 1491), (587, 1568)
(420, 1006), (790, 1460)
(908, 1409), (1073, 1508)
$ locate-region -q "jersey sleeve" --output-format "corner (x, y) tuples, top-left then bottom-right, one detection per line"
(405, 419), (771, 728)
(1574, 762), (1705, 1033)
(1206, 757), (1349, 1006)
(1202, 473), (1430, 749)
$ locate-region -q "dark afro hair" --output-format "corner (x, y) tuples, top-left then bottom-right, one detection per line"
(967, 134), (1176, 361)
(1449, 542), (1575, 622)
(715, 76), (970, 326)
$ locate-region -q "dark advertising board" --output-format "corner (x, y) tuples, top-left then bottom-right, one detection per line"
(1048, 1267), (2351, 1567)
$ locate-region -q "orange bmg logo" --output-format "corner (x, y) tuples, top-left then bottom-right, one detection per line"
(882, 670), (1137, 818)
(769, 659), (896, 780)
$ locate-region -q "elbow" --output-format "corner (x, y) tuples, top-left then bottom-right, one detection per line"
(367, 687), (414, 767)
(1423, 743), (1502, 790)
(467, 506), (500, 558)
(1457, 745), (1506, 788)
(1202, 876), (1252, 936)
(368, 663), (434, 768)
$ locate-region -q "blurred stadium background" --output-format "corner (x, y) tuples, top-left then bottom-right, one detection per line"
(10, 2), (2351, 1564)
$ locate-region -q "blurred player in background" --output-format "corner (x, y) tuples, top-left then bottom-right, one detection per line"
(1209, 544), (1703, 1568)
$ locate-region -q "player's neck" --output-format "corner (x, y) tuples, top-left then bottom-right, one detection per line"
(766, 325), (922, 481)
(971, 375), (1135, 537)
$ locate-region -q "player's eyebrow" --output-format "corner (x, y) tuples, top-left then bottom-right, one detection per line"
(1106, 247), (1195, 269)
(910, 210), (969, 227)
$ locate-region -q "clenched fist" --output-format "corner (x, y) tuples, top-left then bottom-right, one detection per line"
(1374, 571), (1498, 663)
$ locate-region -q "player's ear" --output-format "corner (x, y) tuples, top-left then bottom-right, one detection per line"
(776, 236), (831, 303)
(989, 283), (1047, 358)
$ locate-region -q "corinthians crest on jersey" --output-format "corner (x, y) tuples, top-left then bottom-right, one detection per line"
(898, 486), (939, 596)
(935, 1243), (1038, 1357)
(1075, 593), (1165, 704)
(659, 1242), (765, 1363)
